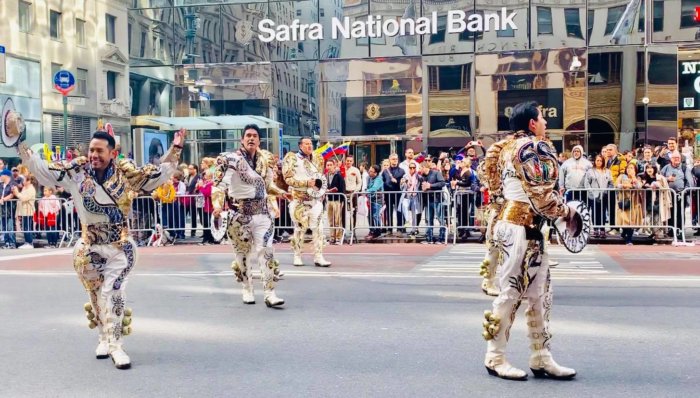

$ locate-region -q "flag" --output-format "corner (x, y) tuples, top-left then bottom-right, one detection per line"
(393, 0), (418, 56)
(334, 142), (351, 156)
(610, 0), (641, 44)
(315, 143), (334, 160)
(314, 142), (332, 155)
(414, 151), (427, 163)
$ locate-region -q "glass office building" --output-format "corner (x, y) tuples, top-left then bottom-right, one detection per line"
(128, 0), (700, 165)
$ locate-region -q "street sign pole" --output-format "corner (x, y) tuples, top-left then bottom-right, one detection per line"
(63, 96), (68, 150)
(53, 70), (75, 157)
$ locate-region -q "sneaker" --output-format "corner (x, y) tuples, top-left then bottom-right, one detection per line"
(19, 243), (33, 250)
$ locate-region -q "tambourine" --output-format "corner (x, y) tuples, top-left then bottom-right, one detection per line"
(306, 172), (327, 200)
(1, 98), (25, 148)
(553, 200), (591, 253)
(210, 211), (230, 242)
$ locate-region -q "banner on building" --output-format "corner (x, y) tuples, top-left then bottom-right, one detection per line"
(497, 88), (564, 131)
(679, 60), (700, 111)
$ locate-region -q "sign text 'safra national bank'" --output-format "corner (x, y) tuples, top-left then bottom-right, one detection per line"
(258, 8), (518, 43)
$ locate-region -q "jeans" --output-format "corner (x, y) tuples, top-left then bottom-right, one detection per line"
(21, 216), (33, 245)
(1, 213), (16, 246)
(46, 224), (59, 246)
(383, 192), (401, 233)
(369, 202), (382, 237)
(425, 201), (445, 242)
(588, 196), (607, 233)
(161, 203), (175, 235)
(175, 202), (186, 239)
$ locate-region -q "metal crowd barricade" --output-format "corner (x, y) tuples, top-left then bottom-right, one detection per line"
(0, 198), (73, 248)
(146, 194), (211, 244)
(271, 193), (350, 246)
(564, 187), (681, 242)
(129, 195), (159, 246)
(680, 187), (700, 244)
(349, 190), (451, 245)
(452, 190), (483, 244)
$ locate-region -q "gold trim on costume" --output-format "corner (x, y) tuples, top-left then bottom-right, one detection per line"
(498, 200), (535, 227)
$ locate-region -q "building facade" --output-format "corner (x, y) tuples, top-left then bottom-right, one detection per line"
(0, 0), (132, 160)
(130, 1), (700, 164)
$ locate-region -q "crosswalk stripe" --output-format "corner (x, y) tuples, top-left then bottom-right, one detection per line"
(418, 245), (608, 276)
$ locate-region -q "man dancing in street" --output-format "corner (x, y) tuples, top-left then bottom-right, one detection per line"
(12, 121), (185, 369)
(211, 124), (287, 307)
(282, 137), (332, 267)
(481, 101), (579, 381)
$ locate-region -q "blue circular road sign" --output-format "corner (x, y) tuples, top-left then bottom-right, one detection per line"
(53, 70), (75, 90)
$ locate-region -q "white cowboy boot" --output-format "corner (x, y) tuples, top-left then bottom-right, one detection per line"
(481, 279), (500, 297)
(95, 333), (109, 359)
(264, 289), (285, 308)
(483, 302), (527, 381)
(293, 254), (304, 267)
(242, 284), (255, 304)
(109, 345), (131, 370)
(314, 255), (331, 267)
(526, 300), (576, 380)
(109, 339), (131, 369)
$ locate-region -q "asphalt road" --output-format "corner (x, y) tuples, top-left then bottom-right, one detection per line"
(1, 243), (699, 397)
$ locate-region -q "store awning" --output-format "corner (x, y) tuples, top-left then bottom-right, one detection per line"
(131, 115), (282, 131)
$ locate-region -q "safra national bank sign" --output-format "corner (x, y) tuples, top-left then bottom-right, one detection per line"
(259, 8), (518, 42)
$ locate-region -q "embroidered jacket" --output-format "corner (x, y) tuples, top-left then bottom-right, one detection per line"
(18, 143), (181, 236)
(281, 151), (325, 201)
(211, 149), (285, 211)
(496, 131), (569, 221)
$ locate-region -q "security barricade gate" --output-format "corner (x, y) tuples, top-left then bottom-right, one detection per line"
(271, 193), (350, 246)
(0, 198), (74, 248)
(565, 187), (681, 243)
(681, 187), (700, 244)
(349, 190), (452, 245)
(129, 196), (159, 246)
(452, 191), (483, 244)
(146, 194), (212, 245)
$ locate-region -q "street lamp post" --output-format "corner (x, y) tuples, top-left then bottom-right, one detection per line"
(643, 96), (649, 146)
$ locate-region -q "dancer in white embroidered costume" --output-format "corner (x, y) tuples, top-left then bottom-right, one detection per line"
(5, 113), (185, 369)
(481, 102), (580, 381)
(211, 124), (287, 307)
(281, 137), (331, 267)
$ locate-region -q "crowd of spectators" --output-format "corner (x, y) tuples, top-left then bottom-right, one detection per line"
(1, 136), (698, 249)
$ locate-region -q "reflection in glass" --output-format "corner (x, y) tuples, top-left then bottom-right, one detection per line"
(128, 8), (174, 65)
(220, 2), (270, 62)
(320, 0), (370, 59)
(476, 1), (526, 52)
(269, 1), (319, 61)
(425, 54), (473, 150)
(422, 1), (475, 55)
(588, 0), (644, 46)
(537, 7), (553, 35)
(173, 5), (222, 64)
(652, 0), (700, 42)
